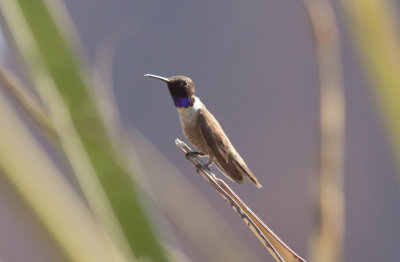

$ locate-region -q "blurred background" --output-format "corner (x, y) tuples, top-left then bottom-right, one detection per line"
(0, 0), (399, 262)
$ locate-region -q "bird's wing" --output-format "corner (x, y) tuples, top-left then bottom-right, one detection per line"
(198, 109), (262, 187)
(198, 109), (262, 189)
(198, 109), (244, 183)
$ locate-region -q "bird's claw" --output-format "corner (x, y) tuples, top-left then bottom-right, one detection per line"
(185, 151), (205, 160)
(195, 163), (208, 173)
(185, 151), (212, 173)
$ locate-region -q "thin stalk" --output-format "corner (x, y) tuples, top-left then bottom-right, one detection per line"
(0, 90), (128, 262)
(0, 66), (57, 140)
(176, 139), (306, 262)
(304, 1), (346, 261)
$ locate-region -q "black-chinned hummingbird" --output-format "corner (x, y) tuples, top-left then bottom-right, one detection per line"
(144, 74), (262, 188)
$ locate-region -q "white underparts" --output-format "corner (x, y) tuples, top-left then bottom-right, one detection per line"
(176, 96), (208, 153)
(177, 96), (203, 125)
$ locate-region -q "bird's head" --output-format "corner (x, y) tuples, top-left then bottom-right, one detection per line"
(145, 74), (195, 107)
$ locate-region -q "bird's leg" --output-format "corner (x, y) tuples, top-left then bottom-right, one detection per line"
(195, 156), (214, 173)
(185, 151), (213, 173)
(185, 151), (205, 159)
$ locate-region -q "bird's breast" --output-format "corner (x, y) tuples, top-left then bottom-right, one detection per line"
(177, 99), (210, 154)
(177, 105), (201, 140)
(177, 97), (203, 132)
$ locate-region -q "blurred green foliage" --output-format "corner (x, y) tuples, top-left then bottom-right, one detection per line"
(0, 0), (168, 261)
(341, 0), (400, 180)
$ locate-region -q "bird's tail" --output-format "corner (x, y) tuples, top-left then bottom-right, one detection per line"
(232, 159), (263, 188)
(215, 157), (263, 188)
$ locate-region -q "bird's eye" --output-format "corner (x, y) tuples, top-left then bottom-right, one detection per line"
(183, 81), (188, 86)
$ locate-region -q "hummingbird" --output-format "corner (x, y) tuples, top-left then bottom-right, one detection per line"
(144, 74), (262, 188)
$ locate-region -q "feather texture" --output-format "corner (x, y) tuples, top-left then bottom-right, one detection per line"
(198, 107), (262, 188)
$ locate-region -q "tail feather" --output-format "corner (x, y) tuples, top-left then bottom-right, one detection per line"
(232, 159), (263, 188)
(214, 159), (244, 184)
(214, 157), (262, 188)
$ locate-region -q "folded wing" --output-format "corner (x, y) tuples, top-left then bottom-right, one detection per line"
(198, 109), (262, 188)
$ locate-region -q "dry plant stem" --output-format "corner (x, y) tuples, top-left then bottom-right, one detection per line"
(131, 132), (264, 262)
(304, 1), (345, 262)
(175, 139), (306, 262)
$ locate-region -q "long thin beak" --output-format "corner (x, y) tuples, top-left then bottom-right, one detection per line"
(144, 74), (170, 83)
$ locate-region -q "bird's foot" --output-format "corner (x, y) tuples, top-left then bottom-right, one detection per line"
(195, 163), (211, 173)
(185, 151), (205, 160)
(195, 157), (214, 173)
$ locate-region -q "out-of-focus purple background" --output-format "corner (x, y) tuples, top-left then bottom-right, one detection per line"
(1, 1), (399, 261)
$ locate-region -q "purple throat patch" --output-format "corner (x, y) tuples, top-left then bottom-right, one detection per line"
(173, 97), (192, 108)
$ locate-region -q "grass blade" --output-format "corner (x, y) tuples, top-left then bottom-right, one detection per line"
(0, 1), (168, 260)
(0, 90), (128, 262)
